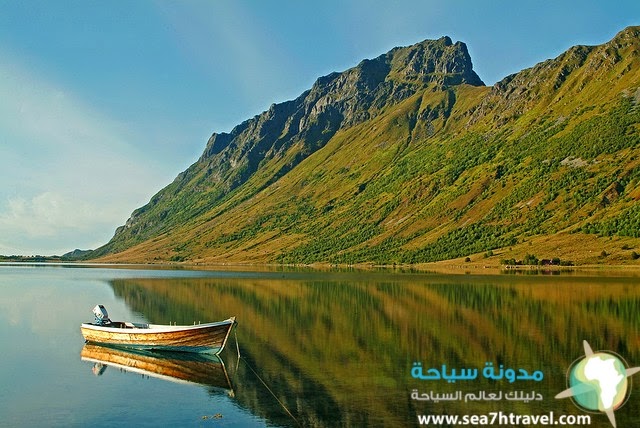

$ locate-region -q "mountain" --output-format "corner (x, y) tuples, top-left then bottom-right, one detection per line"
(90, 27), (640, 266)
(61, 249), (93, 260)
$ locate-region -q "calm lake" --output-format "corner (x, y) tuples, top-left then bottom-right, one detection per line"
(1, 264), (639, 427)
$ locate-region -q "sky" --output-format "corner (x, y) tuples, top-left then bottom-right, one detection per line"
(1, 0), (639, 256)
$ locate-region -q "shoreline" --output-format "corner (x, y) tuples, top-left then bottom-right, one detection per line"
(3, 258), (640, 277)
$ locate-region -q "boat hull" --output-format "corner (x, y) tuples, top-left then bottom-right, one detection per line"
(80, 317), (236, 354)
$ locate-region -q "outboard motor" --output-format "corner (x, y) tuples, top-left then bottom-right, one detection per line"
(92, 305), (111, 325)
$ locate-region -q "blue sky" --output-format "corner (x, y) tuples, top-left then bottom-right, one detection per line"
(1, 1), (639, 255)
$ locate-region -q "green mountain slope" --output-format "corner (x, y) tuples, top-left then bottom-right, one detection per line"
(91, 27), (640, 265)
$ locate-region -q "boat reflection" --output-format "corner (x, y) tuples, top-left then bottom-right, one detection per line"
(80, 344), (234, 396)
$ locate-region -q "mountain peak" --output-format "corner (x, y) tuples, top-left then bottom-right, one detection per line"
(386, 37), (484, 87)
(439, 35), (453, 46)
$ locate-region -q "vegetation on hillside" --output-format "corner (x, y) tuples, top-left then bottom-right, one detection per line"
(90, 27), (640, 266)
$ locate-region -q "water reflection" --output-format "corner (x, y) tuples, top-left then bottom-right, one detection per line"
(105, 274), (640, 427)
(80, 344), (234, 395)
(0, 266), (273, 428)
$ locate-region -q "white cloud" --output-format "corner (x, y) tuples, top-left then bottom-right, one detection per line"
(0, 60), (135, 170)
(0, 192), (115, 238)
(0, 54), (167, 255)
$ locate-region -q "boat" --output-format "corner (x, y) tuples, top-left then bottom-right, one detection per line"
(81, 343), (234, 394)
(80, 305), (236, 354)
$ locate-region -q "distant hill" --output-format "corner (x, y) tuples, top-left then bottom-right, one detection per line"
(62, 249), (93, 260)
(88, 27), (640, 266)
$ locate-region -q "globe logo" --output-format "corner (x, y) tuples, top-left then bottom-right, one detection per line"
(556, 340), (640, 428)
(569, 352), (628, 412)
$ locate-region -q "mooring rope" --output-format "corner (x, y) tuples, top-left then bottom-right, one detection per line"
(239, 355), (301, 427)
(235, 327), (240, 361)
(231, 323), (300, 426)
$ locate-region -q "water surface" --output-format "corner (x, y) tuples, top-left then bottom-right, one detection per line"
(1, 264), (639, 427)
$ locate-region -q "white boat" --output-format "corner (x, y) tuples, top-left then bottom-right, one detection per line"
(80, 305), (236, 354)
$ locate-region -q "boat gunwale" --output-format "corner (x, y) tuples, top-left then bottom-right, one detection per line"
(81, 317), (235, 333)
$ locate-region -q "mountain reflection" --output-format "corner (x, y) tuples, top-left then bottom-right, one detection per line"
(108, 273), (640, 427)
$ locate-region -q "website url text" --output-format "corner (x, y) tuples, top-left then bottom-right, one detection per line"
(418, 411), (591, 425)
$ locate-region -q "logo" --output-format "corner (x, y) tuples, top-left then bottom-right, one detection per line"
(556, 340), (640, 428)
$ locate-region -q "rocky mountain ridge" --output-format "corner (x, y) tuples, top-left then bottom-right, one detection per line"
(90, 27), (640, 265)
(96, 36), (483, 253)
